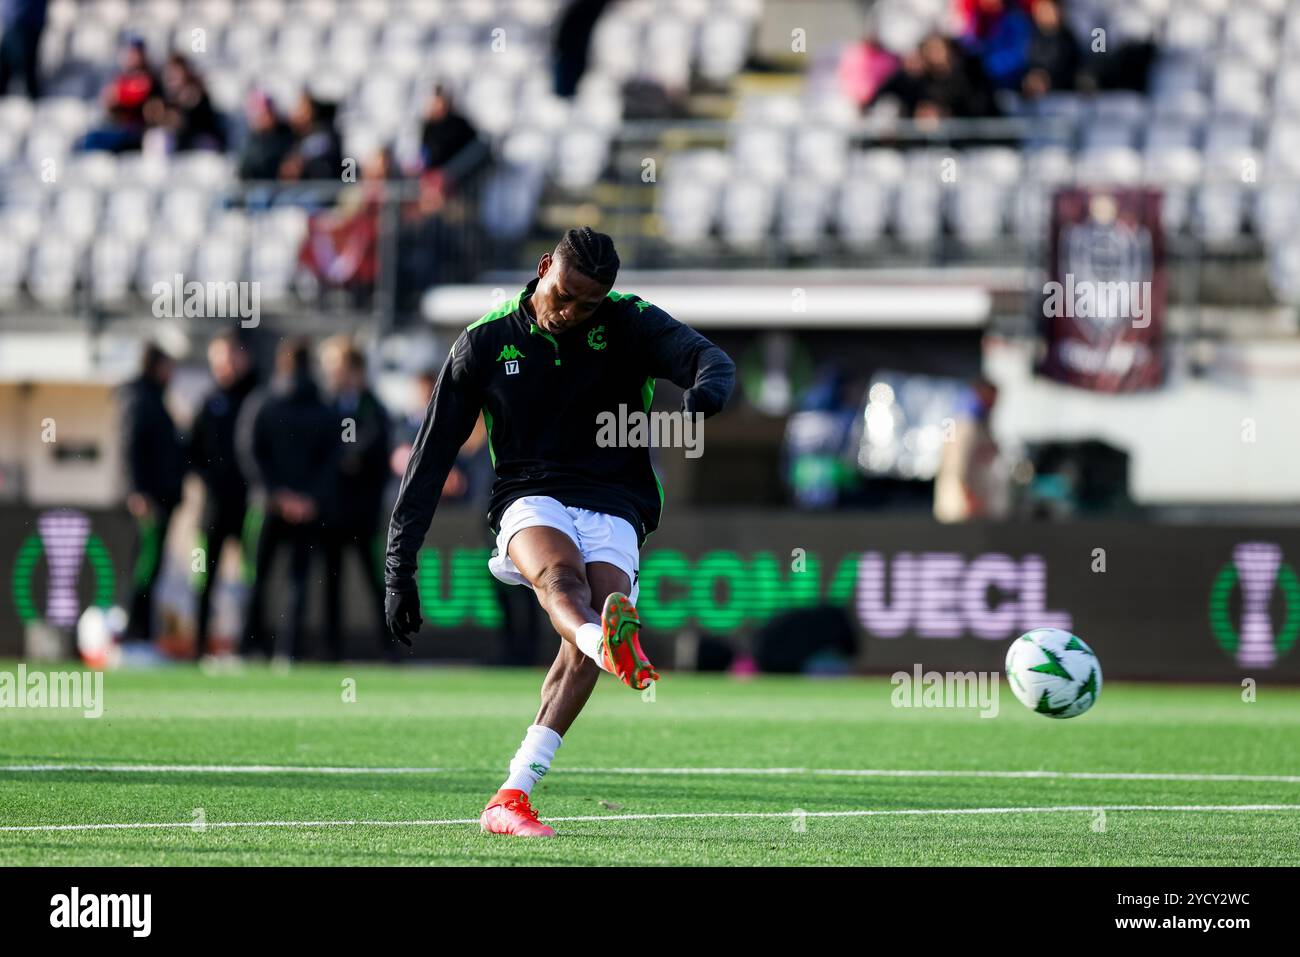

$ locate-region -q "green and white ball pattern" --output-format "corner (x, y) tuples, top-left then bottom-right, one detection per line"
(1005, 628), (1102, 719)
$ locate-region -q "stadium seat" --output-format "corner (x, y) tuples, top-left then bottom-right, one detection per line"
(719, 178), (775, 248)
(52, 186), (101, 246)
(158, 187), (213, 244)
(28, 235), (81, 307)
(778, 178), (832, 251)
(137, 234), (196, 294)
(792, 126), (847, 183)
(1251, 184), (1300, 242)
(103, 186), (156, 244)
(1074, 147), (1143, 185)
(0, 235), (29, 303)
(90, 234), (139, 305)
(837, 179), (892, 248)
(1193, 184), (1245, 243)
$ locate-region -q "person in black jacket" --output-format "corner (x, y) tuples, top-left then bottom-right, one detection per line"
(120, 342), (185, 641)
(236, 337), (338, 660)
(189, 331), (257, 659)
(319, 338), (391, 660)
(384, 227), (735, 837)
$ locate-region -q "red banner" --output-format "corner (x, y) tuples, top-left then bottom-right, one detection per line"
(1039, 188), (1166, 392)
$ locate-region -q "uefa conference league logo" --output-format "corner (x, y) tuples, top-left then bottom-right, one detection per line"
(12, 509), (115, 627)
(1209, 542), (1300, 669)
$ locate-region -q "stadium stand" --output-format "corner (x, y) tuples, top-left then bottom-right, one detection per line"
(2, 0), (1299, 309)
(0, 0), (763, 316)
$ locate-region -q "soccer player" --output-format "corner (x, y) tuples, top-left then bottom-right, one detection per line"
(384, 227), (735, 837)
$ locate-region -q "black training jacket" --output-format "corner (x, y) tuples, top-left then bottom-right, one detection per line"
(119, 375), (186, 508)
(235, 372), (341, 516)
(189, 371), (257, 510)
(385, 279), (736, 589)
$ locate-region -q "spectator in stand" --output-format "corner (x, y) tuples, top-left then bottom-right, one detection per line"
(238, 90), (294, 180)
(318, 338), (391, 660)
(872, 34), (995, 119)
(918, 33), (996, 119)
(871, 46), (926, 117)
(278, 93), (342, 181)
(143, 53), (226, 152)
(954, 0), (1033, 91)
(80, 36), (158, 152)
(298, 146), (393, 291)
(836, 33), (900, 114)
(1022, 0), (1081, 99)
(0, 0), (47, 98)
(189, 330), (258, 660)
(420, 86), (479, 173)
(119, 342), (185, 642)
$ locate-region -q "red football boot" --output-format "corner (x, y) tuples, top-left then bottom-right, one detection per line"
(480, 789), (556, 837)
(600, 592), (659, 691)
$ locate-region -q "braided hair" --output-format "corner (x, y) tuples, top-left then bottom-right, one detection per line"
(554, 226), (620, 285)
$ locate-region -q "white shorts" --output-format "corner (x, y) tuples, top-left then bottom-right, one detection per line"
(487, 495), (641, 604)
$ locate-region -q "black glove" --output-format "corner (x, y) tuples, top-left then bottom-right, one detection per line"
(385, 586), (423, 647)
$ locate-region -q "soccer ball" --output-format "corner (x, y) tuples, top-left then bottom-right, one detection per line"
(1005, 628), (1102, 719)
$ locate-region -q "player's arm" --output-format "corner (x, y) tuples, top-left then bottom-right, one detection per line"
(383, 330), (484, 643)
(635, 302), (736, 417)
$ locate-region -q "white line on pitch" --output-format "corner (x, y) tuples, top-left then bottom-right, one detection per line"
(3, 764), (1300, 784)
(2, 805), (1299, 834)
(0, 764), (448, 774)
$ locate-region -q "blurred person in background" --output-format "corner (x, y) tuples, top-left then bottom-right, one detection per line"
(319, 337), (391, 660)
(782, 366), (861, 510)
(119, 342), (185, 642)
(1021, 0), (1081, 100)
(390, 368), (541, 663)
(236, 338), (339, 660)
(0, 0), (47, 98)
(934, 377), (1009, 523)
(80, 36), (158, 152)
(875, 33), (995, 120)
(298, 146), (392, 293)
(143, 53), (227, 152)
(836, 32), (899, 114)
(237, 90), (294, 181)
(189, 330), (258, 660)
(390, 366), (489, 502)
(278, 93), (343, 182)
(915, 33), (996, 119)
(552, 0), (612, 98)
(420, 86), (480, 175)
(954, 0), (1033, 92)
(389, 368), (438, 478)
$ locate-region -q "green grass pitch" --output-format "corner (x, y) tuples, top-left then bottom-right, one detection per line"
(2, 663), (1299, 866)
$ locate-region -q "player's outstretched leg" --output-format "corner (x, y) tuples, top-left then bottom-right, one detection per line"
(480, 530), (658, 837)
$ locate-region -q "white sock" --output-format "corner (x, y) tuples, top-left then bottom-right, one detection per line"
(501, 724), (563, 794)
(575, 622), (612, 672)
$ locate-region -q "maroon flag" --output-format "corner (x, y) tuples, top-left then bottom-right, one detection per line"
(1039, 188), (1166, 392)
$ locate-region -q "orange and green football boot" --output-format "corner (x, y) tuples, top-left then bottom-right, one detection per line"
(480, 789), (556, 837)
(600, 592), (658, 691)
